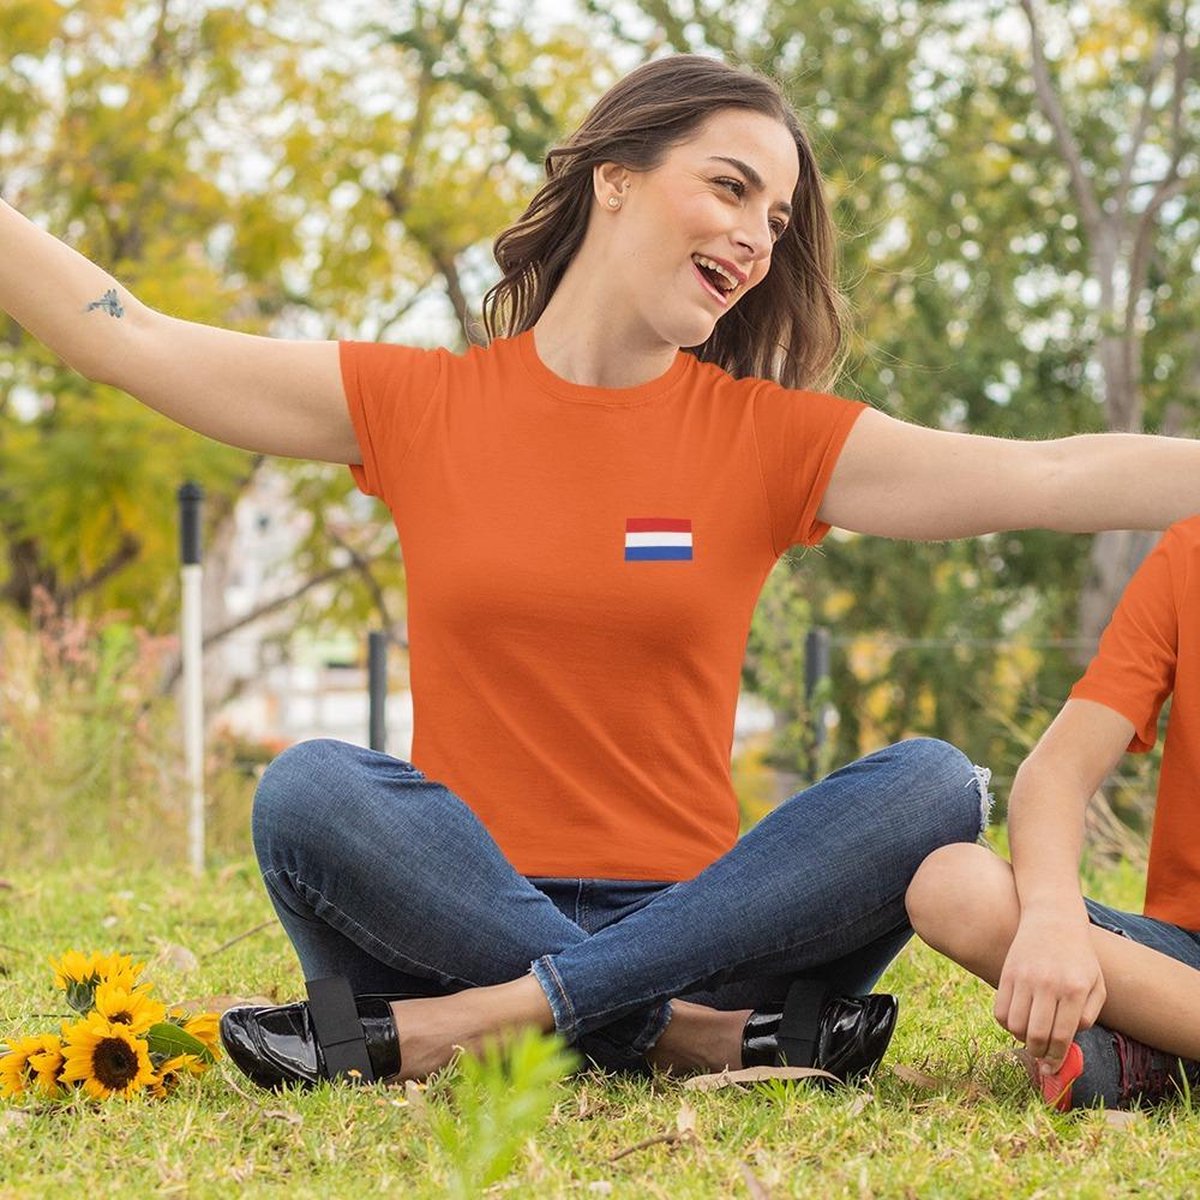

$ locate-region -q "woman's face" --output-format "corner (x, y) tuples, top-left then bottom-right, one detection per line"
(598, 108), (800, 348)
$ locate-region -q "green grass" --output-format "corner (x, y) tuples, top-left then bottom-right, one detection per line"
(1, 859), (1197, 1199)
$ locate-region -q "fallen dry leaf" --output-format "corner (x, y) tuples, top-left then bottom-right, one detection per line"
(0, 1109), (33, 1132)
(263, 1109), (303, 1127)
(675, 1100), (698, 1137)
(890, 1063), (992, 1102)
(1102, 1109), (1140, 1130)
(889, 1064), (943, 1090)
(175, 994), (275, 1015)
(683, 1065), (839, 1092)
(846, 1091), (874, 1118)
(150, 940), (199, 974)
(403, 1078), (428, 1121)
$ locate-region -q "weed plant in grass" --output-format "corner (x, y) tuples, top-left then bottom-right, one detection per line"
(2, 858), (1200, 1198)
(0, 608), (258, 872)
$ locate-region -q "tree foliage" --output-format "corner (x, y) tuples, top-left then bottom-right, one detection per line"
(0, 0), (607, 658)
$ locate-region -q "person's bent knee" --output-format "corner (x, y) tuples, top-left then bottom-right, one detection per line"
(254, 739), (355, 817)
(906, 843), (1013, 954)
(889, 737), (991, 843)
(252, 738), (363, 856)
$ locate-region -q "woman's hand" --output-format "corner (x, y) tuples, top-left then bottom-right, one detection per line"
(993, 908), (1106, 1073)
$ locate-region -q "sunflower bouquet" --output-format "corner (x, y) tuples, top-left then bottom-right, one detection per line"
(0, 950), (220, 1102)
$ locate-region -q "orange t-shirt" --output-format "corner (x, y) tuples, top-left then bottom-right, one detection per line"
(1070, 516), (1200, 928)
(339, 331), (864, 880)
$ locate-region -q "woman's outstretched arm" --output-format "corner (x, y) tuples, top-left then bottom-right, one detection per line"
(0, 198), (357, 463)
(820, 408), (1200, 538)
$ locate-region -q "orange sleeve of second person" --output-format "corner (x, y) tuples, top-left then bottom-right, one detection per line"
(1069, 533), (1180, 752)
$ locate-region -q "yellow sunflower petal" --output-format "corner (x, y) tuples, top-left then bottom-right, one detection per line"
(0, 1035), (43, 1099)
(152, 1052), (207, 1095)
(27, 1035), (66, 1099)
(92, 953), (146, 992)
(182, 1012), (221, 1058)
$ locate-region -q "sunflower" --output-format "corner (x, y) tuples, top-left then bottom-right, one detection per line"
(27, 1035), (66, 1098)
(50, 950), (146, 1013)
(93, 982), (165, 1035)
(149, 1053), (206, 1098)
(60, 1014), (155, 1100)
(0, 1033), (65, 1100)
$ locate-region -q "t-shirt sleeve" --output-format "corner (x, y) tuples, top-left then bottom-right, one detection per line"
(752, 385), (867, 553)
(1069, 532), (1179, 752)
(338, 340), (445, 501)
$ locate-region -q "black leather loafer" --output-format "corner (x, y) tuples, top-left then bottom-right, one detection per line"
(742, 980), (898, 1083)
(220, 976), (407, 1090)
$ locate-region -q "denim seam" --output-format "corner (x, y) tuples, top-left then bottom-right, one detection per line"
(575, 879), (586, 930)
(530, 955), (577, 1036)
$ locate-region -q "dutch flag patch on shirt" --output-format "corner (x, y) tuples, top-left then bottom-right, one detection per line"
(624, 517), (693, 562)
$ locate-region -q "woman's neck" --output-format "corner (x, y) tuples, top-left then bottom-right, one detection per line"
(533, 263), (679, 389)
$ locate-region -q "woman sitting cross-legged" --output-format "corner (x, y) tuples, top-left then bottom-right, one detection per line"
(8, 52), (1200, 1090)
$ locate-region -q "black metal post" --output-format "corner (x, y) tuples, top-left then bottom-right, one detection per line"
(804, 626), (831, 758)
(178, 481), (203, 564)
(368, 631), (387, 752)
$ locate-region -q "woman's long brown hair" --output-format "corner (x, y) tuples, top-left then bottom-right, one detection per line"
(483, 55), (847, 391)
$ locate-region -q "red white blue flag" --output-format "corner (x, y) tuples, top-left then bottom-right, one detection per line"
(624, 517), (693, 562)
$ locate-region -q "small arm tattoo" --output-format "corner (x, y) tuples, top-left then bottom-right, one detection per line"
(84, 288), (124, 318)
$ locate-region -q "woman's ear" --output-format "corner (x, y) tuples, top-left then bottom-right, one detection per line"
(593, 162), (632, 209)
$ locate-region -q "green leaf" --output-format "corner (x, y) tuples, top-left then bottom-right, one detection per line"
(65, 981), (98, 1014)
(145, 1022), (214, 1064)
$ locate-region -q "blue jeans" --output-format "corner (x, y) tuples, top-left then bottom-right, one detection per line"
(251, 737), (986, 1070)
(1085, 899), (1200, 968)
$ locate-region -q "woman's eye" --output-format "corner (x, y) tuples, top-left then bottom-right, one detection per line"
(716, 177), (745, 196)
(770, 220), (787, 240)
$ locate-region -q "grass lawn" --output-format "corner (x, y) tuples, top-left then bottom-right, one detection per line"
(1, 856), (1197, 1199)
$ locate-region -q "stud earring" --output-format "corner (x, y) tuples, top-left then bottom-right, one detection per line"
(607, 196), (621, 209)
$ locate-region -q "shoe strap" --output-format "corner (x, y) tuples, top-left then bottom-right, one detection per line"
(776, 978), (830, 1068)
(306, 975), (377, 1084)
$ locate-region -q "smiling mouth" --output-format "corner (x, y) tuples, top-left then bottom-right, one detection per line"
(692, 255), (741, 305)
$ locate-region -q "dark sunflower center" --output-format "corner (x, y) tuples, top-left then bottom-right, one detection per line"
(94, 1037), (139, 1089)
(111, 1010), (133, 1024)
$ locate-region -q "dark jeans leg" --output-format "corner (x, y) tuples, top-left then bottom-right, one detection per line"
(530, 739), (988, 1042)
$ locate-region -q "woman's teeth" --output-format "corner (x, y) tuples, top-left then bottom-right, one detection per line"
(693, 255), (738, 294)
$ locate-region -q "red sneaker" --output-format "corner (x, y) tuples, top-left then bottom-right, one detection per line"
(1031, 1041), (1084, 1112)
(1027, 1026), (1200, 1110)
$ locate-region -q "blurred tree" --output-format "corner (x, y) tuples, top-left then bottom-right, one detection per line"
(1014, 0), (1199, 648)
